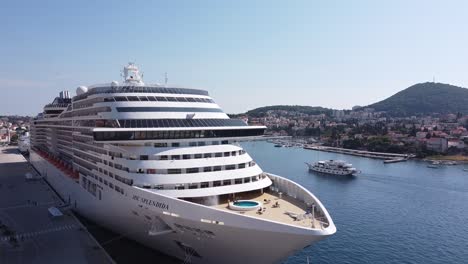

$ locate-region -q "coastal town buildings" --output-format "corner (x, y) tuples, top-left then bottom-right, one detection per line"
(243, 108), (468, 156)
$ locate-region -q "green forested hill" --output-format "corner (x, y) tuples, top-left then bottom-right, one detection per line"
(368, 82), (468, 115)
(245, 105), (332, 117)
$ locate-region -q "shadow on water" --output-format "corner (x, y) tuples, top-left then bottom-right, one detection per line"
(307, 171), (357, 183)
(1, 148), (21, 154)
(75, 214), (179, 264)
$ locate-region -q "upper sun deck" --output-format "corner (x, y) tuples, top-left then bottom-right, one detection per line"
(75, 63), (210, 101)
(73, 85), (210, 102)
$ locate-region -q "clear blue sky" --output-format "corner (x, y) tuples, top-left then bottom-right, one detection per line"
(1, 0), (468, 115)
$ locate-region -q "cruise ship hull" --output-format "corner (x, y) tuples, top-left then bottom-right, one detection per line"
(30, 150), (334, 264)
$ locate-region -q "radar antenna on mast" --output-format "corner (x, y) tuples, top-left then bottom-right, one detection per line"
(165, 72), (168, 86)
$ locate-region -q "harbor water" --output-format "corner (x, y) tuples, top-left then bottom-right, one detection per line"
(242, 141), (468, 264)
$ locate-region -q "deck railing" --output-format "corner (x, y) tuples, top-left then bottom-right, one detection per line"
(266, 173), (330, 229)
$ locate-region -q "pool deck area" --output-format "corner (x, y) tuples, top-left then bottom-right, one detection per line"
(214, 191), (324, 229)
(0, 146), (113, 264)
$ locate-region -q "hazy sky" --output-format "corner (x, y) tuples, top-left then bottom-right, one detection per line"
(1, 0), (468, 115)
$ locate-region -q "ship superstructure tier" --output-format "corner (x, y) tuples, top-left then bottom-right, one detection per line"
(29, 63), (336, 264)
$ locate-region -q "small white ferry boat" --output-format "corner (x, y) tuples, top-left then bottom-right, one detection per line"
(306, 160), (359, 176)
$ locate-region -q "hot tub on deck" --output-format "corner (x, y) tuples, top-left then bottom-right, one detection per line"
(228, 200), (262, 211)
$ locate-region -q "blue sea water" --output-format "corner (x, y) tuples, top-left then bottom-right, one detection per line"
(241, 141), (468, 264)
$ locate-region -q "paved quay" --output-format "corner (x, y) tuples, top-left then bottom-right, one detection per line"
(0, 146), (114, 264)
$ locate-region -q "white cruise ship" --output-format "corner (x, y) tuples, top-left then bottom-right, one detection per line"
(29, 63), (336, 264)
(306, 160), (358, 176)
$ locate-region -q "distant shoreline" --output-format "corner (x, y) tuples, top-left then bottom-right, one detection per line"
(424, 155), (468, 163)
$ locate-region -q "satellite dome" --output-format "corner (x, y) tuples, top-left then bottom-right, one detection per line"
(76, 86), (88, 95)
(111, 81), (119, 86)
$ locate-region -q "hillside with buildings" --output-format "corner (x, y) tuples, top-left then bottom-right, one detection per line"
(242, 106), (468, 157)
(0, 116), (31, 145)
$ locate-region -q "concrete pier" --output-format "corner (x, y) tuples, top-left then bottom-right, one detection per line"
(0, 146), (114, 264)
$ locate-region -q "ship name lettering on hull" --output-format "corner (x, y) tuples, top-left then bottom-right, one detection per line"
(132, 195), (169, 210)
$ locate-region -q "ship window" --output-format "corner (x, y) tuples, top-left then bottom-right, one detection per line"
(171, 155), (180, 160)
(231, 151), (237, 156)
(213, 181), (221, 187)
(148, 96), (157, 101)
(223, 180), (231, 186)
(189, 142), (197, 147)
(203, 153), (212, 158)
(115, 97), (127, 101)
(213, 166), (221, 171)
(222, 140), (228, 144)
(166, 97), (177, 102)
(214, 152), (222, 157)
(225, 164), (236, 170)
(183, 154), (191, 160)
(200, 182), (209, 188)
(252, 176), (258, 182)
(147, 169), (156, 174)
(223, 152), (230, 157)
(203, 167), (212, 172)
(244, 177), (251, 183)
(189, 183), (198, 189)
(197, 141), (206, 146)
(128, 96), (139, 101)
(194, 154), (202, 159)
(186, 168), (199, 174)
(171, 142), (180, 147)
(140, 155), (148, 160)
(235, 179), (242, 184)
(139, 96), (149, 101)
(187, 97), (196, 102)
(238, 163), (246, 169)
(175, 184), (185, 190)
(159, 155), (168, 160)
(156, 97), (167, 101)
(168, 169), (182, 174)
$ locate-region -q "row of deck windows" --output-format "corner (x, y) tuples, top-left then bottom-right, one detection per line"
(101, 157), (255, 175)
(139, 173), (268, 190)
(153, 140), (229, 148)
(83, 172), (126, 197)
(73, 86), (209, 102)
(156, 149), (246, 161)
(146, 161), (256, 175)
(105, 95), (214, 103)
(94, 128), (264, 141)
(116, 118), (248, 129)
